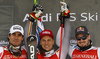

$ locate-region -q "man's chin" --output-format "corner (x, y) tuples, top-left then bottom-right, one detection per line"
(45, 49), (50, 51)
(79, 45), (85, 47)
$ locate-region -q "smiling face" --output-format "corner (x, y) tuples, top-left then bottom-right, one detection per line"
(75, 34), (91, 47)
(8, 32), (24, 47)
(40, 35), (54, 51)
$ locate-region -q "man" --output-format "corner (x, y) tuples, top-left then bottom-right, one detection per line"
(26, 1), (70, 59)
(37, 29), (59, 59)
(0, 25), (27, 59)
(68, 26), (100, 59)
(36, 2), (70, 58)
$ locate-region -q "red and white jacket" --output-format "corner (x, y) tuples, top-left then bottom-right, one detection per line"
(69, 45), (100, 59)
(37, 49), (59, 59)
(0, 45), (27, 59)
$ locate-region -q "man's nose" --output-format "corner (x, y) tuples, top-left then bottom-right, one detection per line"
(45, 41), (48, 44)
(80, 39), (84, 41)
(15, 35), (18, 39)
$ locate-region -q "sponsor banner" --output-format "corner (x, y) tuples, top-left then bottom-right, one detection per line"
(0, 0), (100, 47)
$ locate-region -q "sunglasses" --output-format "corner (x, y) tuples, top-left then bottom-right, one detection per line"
(76, 36), (87, 40)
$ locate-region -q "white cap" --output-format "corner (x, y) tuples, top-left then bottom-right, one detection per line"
(9, 25), (24, 35)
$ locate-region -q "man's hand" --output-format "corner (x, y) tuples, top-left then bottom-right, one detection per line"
(60, 1), (67, 12)
(60, 1), (70, 16)
(29, 4), (43, 22)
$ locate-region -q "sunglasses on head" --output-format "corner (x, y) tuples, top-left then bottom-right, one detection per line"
(76, 36), (87, 40)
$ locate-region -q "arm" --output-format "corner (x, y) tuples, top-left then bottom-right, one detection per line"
(60, 19), (71, 59)
(24, 4), (44, 52)
(56, 1), (71, 59)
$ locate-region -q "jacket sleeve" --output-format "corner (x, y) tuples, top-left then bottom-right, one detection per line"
(56, 19), (71, 59)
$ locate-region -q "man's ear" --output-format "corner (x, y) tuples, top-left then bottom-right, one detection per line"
(8, 34), (10, 39)
(88, 34), (91, 40)
(89, 35), (91, 37)
(75, 37), (77, 40)
(75, 37), (78, 42)
(53, 39), (54, 45)
(22, 36), (24, 40)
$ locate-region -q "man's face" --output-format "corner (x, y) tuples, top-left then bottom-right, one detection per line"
(8, 32), (24, 47)
(40, 35), (54, 51)
(75, 34), (90, 47)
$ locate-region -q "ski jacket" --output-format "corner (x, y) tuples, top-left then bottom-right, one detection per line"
(37, 49), (59, 59)
(69, 45), (100, 59)
(0, 45), (27, 59)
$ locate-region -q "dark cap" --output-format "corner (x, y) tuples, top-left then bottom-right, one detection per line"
(39, 29), (54, 39)
(75, 26), (89, 36)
